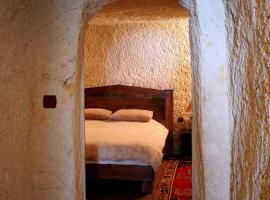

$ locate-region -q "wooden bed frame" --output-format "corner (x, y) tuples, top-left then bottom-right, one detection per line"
(85, 85), (173, 193)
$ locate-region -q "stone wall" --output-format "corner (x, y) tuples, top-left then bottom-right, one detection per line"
(2, 0), (269, 200)
(0, 0), (231, 199)
(186, 1), (231, 199)
(226, 1), (270, 199)
(84, 7), (192, 137)
(0, 1), (33, 199)
(0, 0), (85, 199)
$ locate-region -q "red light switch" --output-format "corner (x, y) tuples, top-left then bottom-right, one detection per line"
(43, 95), (57, 108)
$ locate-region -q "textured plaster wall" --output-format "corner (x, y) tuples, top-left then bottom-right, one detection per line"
(4, 0), (269, 200)
(84, 14), (192, 136)
(0, 1), (33, 199)
(0, 0), (85, 200)
(0, 0), (230, 200)
(186, 1), (231, 199)
(226, 1), (270, 199)
(26, 1), (84, 199)
(0, 0), (231, 200)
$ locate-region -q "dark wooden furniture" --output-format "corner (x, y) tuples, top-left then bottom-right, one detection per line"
(180, 128), (192, 160)
(85, 85), (173, 193)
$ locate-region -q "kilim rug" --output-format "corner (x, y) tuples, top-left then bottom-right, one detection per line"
(153, 160), (192, 200)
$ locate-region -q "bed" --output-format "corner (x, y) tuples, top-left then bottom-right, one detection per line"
(85, 85), (173, 193)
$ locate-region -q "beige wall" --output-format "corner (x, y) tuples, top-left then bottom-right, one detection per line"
(1, 0), (269, 200)
(0, 0), (85, 199)
(226, 0), (270, 199)
(186, 1), (231, 199)
(84, 19), (192, 132)
(0, 2), (33, 199)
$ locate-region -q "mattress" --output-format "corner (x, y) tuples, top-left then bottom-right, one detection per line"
(85, 160), (149, 166)
(85, 119), (168, 171)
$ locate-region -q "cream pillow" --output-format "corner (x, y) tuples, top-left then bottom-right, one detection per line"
(85, 108), (112, 120)
(109, 109), (153, 122)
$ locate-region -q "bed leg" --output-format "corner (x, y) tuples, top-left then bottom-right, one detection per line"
(142, 181), (154, 194)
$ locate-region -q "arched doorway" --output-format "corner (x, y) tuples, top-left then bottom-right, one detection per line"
(77, 0), (231, 200)
(80, 0), (194, 199)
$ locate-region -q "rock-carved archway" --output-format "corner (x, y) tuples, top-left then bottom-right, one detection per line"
(76, 1), (231, 200)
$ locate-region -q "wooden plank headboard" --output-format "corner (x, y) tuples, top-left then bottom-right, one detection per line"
(85, 85), (173, 158)
(84, 85), (173, 132)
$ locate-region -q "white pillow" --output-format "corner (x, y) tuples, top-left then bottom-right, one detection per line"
(109, 109), (153, 122)
(85, 108), (112, 120)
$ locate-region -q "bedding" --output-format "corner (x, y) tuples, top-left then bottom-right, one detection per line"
(85, 108), (112, 120)
(85, 160), (149, 166)
(85, 119), (168, 171)
(109, 109), (153, 122)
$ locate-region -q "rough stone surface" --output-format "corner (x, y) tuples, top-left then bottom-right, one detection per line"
(0, 0), (227, 200)
(7, 0), (269, 200)
(225, 1), (270, 199)
(84, 2), (192, 153)
(88, 0), (189, 23)
(0, 0), (230, 200)
(0, 0), (85, 199)
(0, 2), (33, 199)
(184, 1), (205, 199)
(186, 1), (231, 199)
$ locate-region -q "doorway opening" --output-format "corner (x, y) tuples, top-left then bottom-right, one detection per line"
(82, 0), (192, 199)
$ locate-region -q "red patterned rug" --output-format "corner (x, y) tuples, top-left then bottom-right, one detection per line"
(154, 160), (192, 200)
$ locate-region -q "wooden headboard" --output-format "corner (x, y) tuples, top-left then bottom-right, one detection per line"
(85, 85), (173, 133)
(85, 85), (173, 158)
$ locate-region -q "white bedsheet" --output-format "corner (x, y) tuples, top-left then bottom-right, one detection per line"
(85, 119), (168, 171)
(85, 160), (149, 166)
